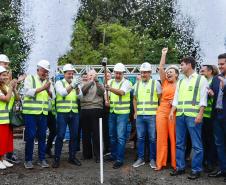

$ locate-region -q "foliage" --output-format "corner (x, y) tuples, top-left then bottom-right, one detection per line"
(59, 0), (201, 66)
(0, 0), (29, 77)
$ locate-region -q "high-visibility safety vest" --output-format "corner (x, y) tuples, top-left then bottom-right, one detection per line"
(48, 99), (56, 116)
(135, 79), (158, 115)
(109, 79), (131, 114)
(0, 87), (14, 124)
(22, 75), (49, 115)
(56, 79), (78, 113)
(176, 74), (205, 117)
(203, 78), (213, 118)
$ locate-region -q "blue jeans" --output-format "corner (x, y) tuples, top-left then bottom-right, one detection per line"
(176, 115), (203, 172)
(24, 114), (47, 161)
(136, 115), (156, 161)
(55, 112), (79, 160)
(213, 112), (226, 171)
(108, 113), (128, 163)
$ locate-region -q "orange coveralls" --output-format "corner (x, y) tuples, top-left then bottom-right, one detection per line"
(156, 80), (176, 170)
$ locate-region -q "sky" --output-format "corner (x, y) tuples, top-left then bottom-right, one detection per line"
(178, 0), (226, 65)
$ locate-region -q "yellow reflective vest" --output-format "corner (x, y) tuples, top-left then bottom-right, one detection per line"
(0, 86), (14, 124)
(56, 79), (78, 113)
(109, 79), (131, 114)
(203, 78), (213, 118)
(134, 80), (158, 115)
(22, 75), (49, 115)
(176, 74), (205, 117)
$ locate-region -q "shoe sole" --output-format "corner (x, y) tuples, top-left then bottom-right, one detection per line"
(150, 165), (156, 169)
(133, 162), (145, 168)
(24, 166), (33, 169)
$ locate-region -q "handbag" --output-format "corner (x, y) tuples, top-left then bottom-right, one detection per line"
(9, 101), (24, 127)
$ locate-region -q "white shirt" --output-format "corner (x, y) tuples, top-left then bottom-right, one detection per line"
(55, 79), (82, 99)
(172, 72), (208, 107)
(23, 75), (55, 99)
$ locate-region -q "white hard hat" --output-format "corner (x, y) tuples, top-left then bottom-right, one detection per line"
(0, 54), (10, 63)
(37, 60), (50, 71)
(165, 65), (180, 73)
(113, 63), (125, 72)
(140, 62), (152, 72)
(0, 66), (7, 73)
(63, 64), (75, 72)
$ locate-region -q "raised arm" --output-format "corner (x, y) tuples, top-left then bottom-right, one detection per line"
(159, 48), (168, 83)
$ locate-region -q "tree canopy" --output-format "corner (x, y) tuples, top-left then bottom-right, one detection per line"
(59, 0), (201, 66)
(0, 0), (28, 77)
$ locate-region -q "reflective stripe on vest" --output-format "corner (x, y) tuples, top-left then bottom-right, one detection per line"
(0, 101), (9, 124)
(22, 75), (49, 115)
(109, 79), (131, 114)
(136, 80), (158, 115)
(56, 79), (78, 113)
(176, 74), (202, 117)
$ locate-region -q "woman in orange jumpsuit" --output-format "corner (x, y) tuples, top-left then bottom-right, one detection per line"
(156, 48), (179, 171)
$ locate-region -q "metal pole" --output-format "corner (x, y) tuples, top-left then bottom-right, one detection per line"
(99, 118), (104, 184)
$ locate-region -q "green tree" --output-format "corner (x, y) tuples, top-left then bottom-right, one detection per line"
(60, 0), (201, 66)
(0, 0), (28, 77)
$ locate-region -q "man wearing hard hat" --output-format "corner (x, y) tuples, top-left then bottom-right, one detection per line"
(23, 60), (55, 169)
(52, 64), (82, 168)
(105, 63), (132, 169)
(132, 62), (162, 169)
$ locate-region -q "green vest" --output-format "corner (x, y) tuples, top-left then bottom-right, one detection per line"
(0, 99), (10, 124)
(109, 79), (131, 114)
(22, 75), (49, 115)
(135, 80), (158, 115)
(8, 93), (15, 111)
(203, 78), (213, 118)
(176, 74), (204, 117)
(0, 87), (14, 124)
(56, 79), (78, 113)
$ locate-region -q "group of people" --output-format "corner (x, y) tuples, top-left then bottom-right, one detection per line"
(0, 49), (226, 181)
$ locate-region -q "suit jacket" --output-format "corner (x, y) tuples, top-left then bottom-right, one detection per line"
(210, 74), (226, 119)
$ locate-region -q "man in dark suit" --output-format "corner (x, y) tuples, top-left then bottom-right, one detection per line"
(208, 53), (226, 181)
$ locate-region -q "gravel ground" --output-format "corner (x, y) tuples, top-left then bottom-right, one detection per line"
(0, 139), (225, 185)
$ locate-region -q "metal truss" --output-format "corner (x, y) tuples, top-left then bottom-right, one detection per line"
(57, 64), (177, 76)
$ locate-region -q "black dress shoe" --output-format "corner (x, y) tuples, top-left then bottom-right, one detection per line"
(224, 177), (226, 182)
(104, 155), (115, 162)
(46, 149), (54, 158)
(52, 160), (60, 168)
(95, 158), (100, 163)
(188, 172), (201, 180)
(208, 170), (226, 178)
(204, 164), (214, 173)
(170, 170), (185, 176)
(68, 158), (82, 166)
(113, 161), (123, 169)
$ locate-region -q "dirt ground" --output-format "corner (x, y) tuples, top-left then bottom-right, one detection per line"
(0, 139), (225, 185)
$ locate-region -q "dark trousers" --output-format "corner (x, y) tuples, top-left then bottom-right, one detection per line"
(202, 117), (217, 166)
(46, 112), (56, 152)
(213, 111), (226, 171)
(81, 108), (102, 159)
(24, 114), (47, 161)
(55, 112), (79, 160)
